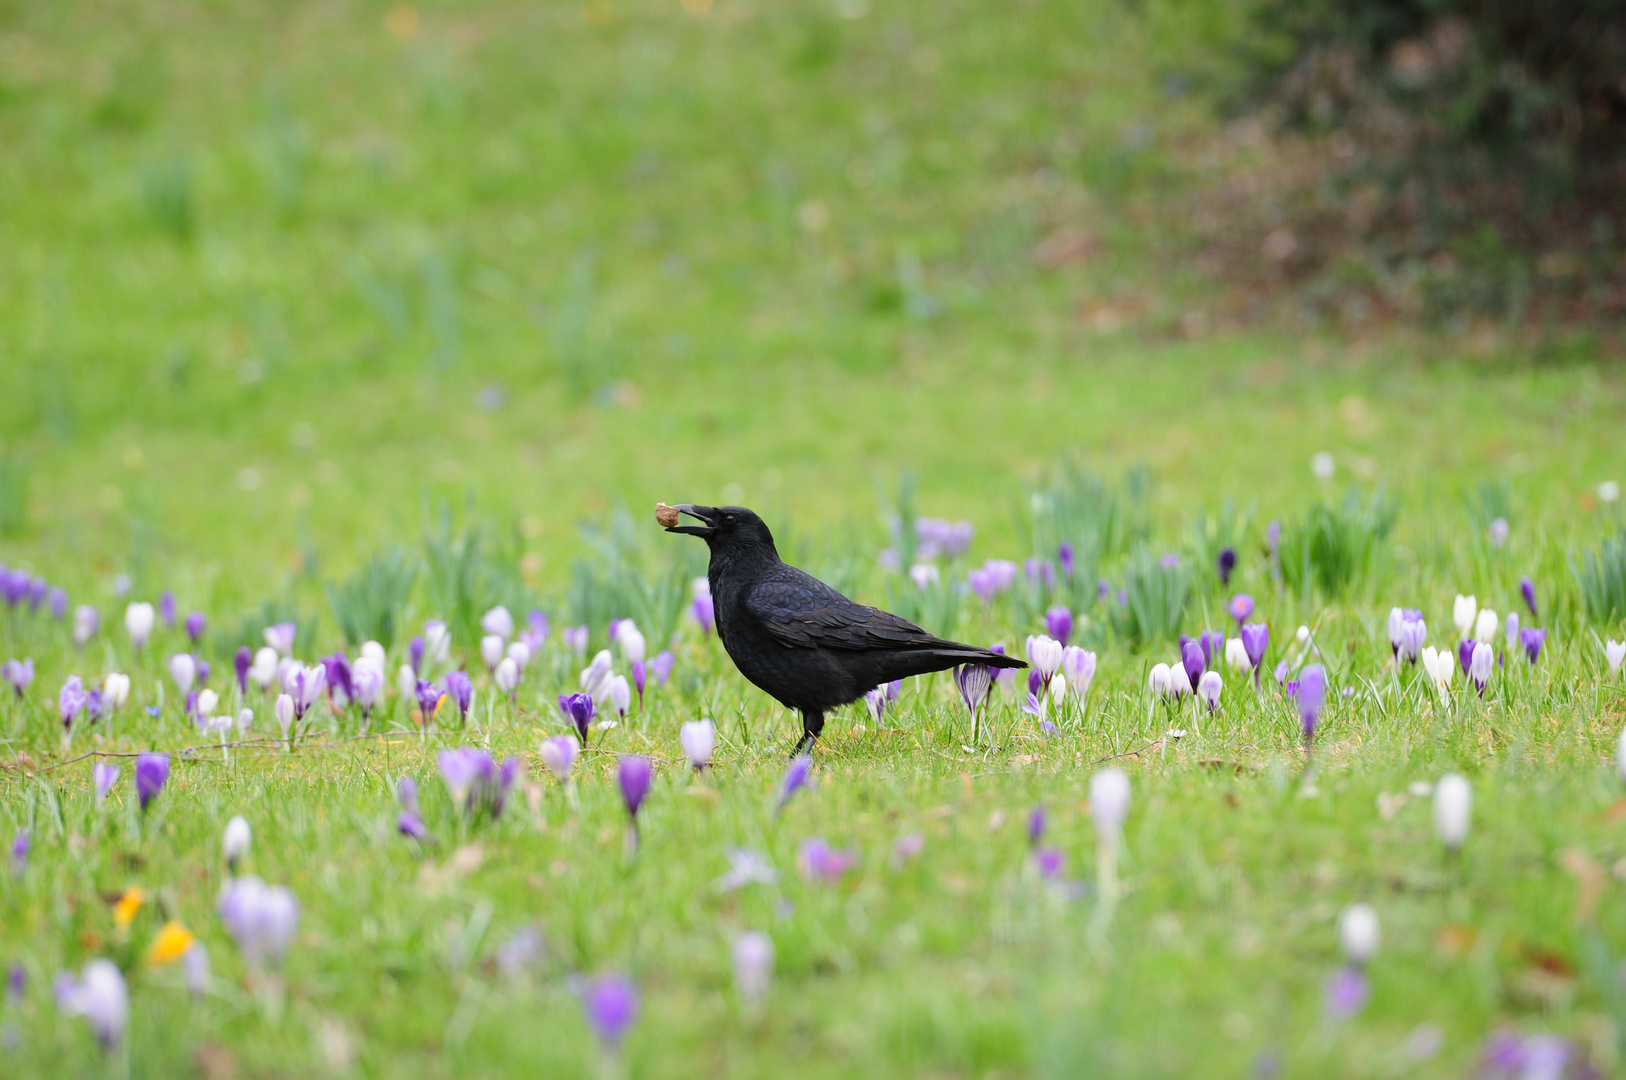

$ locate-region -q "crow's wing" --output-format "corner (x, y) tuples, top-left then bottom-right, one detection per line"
(743, 566), (941, 651)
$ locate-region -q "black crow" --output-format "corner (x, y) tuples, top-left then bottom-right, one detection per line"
(660, 503), (1026, 753)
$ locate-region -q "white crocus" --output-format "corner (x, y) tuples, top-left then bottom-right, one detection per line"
(1197, 670), (1223, 711)
(616, 623), (647, 665)
(480, 634), (506, 672)
(1452, 595), (1477, 640)
(1168, 661), (1193, 699)
(580, 650), (614, 704)
(195, 688), (219, 720)
(423, 620), (451, 668)
(1421, 646), (1453, 704)
(1049, 671), (1068, 704)
(169, 653), (197, 695)
(274, 693), (295, 740)
(1225, 637), (1250, 671)
(506, 640), (531, 671)
(1433, 773), (1471, 850)
(495, 657), (521, 696)
(222, 815), (252, 870)
(249, 647), (280, 690)
(359, 641), (387, 672)
(1504, 612), (1520, 649)
(396, 664), (417, 702)
(681, 719), (716, 770)
(1473, 608), (1498, 644)
(1026, 635), (1063, 680)
(124, 603), (155, 650)
(1149, 663), (1172, 697)
(480, 605), (514, 642)
(1606, 640), (1626, 678)
(103, 673), (131, 711)
(1617, 727), (1626, 785)
(733, 931), (773, 1006)
(1338, 903), (1380, 966)
(608, 674), (632, 717)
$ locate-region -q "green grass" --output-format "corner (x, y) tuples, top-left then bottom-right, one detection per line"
(3, 0), (1626, 1076)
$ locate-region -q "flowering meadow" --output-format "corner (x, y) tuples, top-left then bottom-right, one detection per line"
(4, 472), (1626, 1078)
(5, 1), (1626, 1077)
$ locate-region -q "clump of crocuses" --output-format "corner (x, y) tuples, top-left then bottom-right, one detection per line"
(438, 748), (522, 822)
(217, 876), (299, 970)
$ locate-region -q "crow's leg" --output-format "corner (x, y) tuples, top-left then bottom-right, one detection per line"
(792, 710), (825, 756)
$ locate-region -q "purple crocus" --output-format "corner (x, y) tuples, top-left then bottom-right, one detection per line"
(562, 625), (589, 656)
(1199, 629), (1225, 668)
(619, 755), (653, 820)
(1024, 558), (1057, 589)
(1181, 639), (1205, 692)
(631, 659), (646, 700)
(1520, 577), (1538, 619)
(1227, 594), (1254, 626)
(1058, 541), (1075, 577)
(135, 752), (170, 810)
(437, 748), (521, 820)
(47, 586), (67, 618)
(184, 612), (206, 642)
(408, 636), (426, 675)
(415, 680), (443, 726)
(10, 829), (28, 875)
(2, 658), (33, 698)
(558, 691), (595, 745)
(521, 609), (549, 655)
(776, 754), (813, 815)
(1458, 638), (1476, 678)
(650, 650), (674, 685)
(217, 876), (299, 969)
(1297, 665), (1327, 749)
(1045, 606), (1073, 647)
(797, 837), (856, 881)
(93, 763), (120, 806)
(1324, 966), (1368, 1020)
(955, 664), (992, 718)
(691, 592), (716, 634)
(967, 566), (999, 603)
(159, 591), (176, 626)
(445, 671), (474, 727)
(323, 653), (355, 710)
(1216, 547), (1237, 586)
(1027, 806), (1046, 847)
(397, 812), (429, 842)
(234, 646), (252, 694)
(59, 676), (88, 735)
(1397, 610), (1426, 663)
(1520, 627), (1546, 665)
(581, 975), (639, 1050)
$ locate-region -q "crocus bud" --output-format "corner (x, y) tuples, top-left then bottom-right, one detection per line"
(1198, 670), (1223, 711)
(540, 734), (577, 781)
(1504, 612), (1520, 650)
(481, 635), (505, 672)
(57, 958), (128, 1048)
(480, 605), (514, 642)
(249, 647), (279, 690)
(558, 692), (595, 744)
(125, 602), (155, 650)
(1296, 625), (1310, 646)
(135, 752), (169, 810)
(423, 620), (450, 667)
(93, 763), (120, 806)
(618, 755), (653, 818)
(609, 674), (631, 717)
(360, 640), (387, 670)
(97, 672), (127, 712)
(397, 663), (417, 702)
(1433, 773), (1471, 850)
(1473, 608), (1498, 644)
(73, 605), (100, 646)
(1149, 663), (1172, 697)
(274, 693), (295, 739)
(354, 667), (383, 713)
(195, 688), (219, 721)
(1089, 768), (1130, 841)
(506, 640), (531, 671)
(1617, 726), (1626, 785)
(580, 650), (614, 703)
(1049, 671), (1068, 703)
(217, 876), (299, 969)
(1045, 606), (1073, 647)
(495, 657), (521, 696)
(681, 719), (715, 770)
(1520, 577), (1538, 619)
(185, 612), (206, 642)
(1338, 903), (1379, 966)
(733, 931), (773, 1005)
(1452, 595), (1476, 640)
(617, 623), (647, 664)
(183, 942), (210, 997)
(1469, 642), (1493, 695)
(581, 975), (639, 1051)
(263, 621), (296, 656)
(222, 815), (251, 871)
(1181, 639), (1205, 690)
(1062, 647), (1096, 699)
(1227, 594), (1254, 625)
(1520, 627), (1545, 665)
(3, 658), (34, 698)
(1225, 637), (1250, 671)
(446, 671), (474, 722)
(1026, 635), (1063, 680)
(1168, 661), (1193, 700)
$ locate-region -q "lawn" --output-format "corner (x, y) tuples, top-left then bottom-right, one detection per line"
(2, 0), (1626, 1077)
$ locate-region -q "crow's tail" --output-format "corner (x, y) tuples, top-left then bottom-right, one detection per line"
(879, 643), (1027, 683)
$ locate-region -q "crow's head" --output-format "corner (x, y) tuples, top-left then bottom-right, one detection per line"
(662, 504), (776, 552)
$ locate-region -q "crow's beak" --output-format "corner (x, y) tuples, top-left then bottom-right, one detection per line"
(665, 503), (717, 537)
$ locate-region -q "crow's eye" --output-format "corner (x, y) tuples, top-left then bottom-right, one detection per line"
(726, 514), (736, 523)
